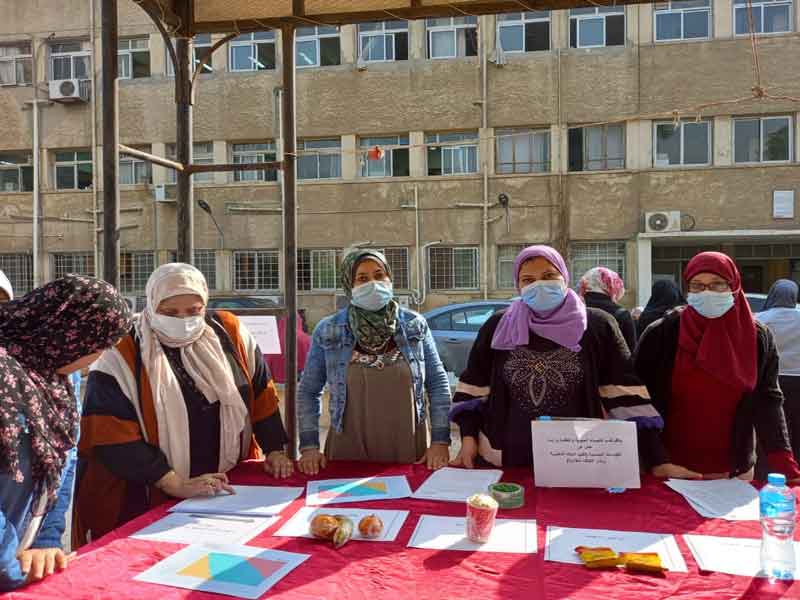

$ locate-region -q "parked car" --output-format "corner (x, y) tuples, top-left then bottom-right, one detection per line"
(424, 301), (511, 376)
(124, 295), (281, 313)
(745, 292), (800, 313)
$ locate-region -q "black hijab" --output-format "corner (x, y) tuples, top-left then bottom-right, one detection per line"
(638, 280), (685, 333)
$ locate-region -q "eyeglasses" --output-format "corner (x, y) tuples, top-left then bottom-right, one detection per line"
(688, 281), (731, 293)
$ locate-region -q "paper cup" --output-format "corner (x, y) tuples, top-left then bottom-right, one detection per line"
(466, 493), (499, 543)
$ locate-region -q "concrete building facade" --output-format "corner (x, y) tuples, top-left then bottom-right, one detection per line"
(1, 0), (799, 324)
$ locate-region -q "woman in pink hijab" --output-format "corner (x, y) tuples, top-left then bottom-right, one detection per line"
(578, 267), (637, 351)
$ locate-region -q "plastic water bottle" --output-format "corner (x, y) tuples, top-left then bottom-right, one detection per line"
(760, 473), (796, 581)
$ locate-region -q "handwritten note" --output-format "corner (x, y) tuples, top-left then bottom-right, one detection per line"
(237, 316), (281, 355)
(531, 420), (640, 489)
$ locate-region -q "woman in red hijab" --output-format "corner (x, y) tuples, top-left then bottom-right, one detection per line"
(635, 252), (800, 481)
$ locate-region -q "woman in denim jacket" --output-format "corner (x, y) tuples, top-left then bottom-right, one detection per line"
(297, 249), (451, 475)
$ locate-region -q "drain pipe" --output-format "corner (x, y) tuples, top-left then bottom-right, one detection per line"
(480, 17), (489, 300)
(30, 35), (42, 287)
(417, 240), (442, 308)
(400, 185), (422, 306)
(89, 0), (99, 274)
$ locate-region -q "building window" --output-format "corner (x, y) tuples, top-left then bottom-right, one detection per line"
(0, 151), (33, 192)
(426, 17), (478, 59)
(428, 246), (480, 290)
(296, 26), (340, 68)
(359, 136), (410, 177)
(298, 249), (338, 291)
(229, 32), (276, 72)
(54, 150), (93, 190)
(497, 11), (550, 52)
(53, 252), (95, 279)
(120, 251), (154, 294)
(734, 0), (792, 35)
(234, 250), (280, 291)
(167, 34), (213, 76)
(734, 116), (792, 163)
(358, 21), (409, 62)
(298, 139), (341, 180)
(426, 132), (479, 176)
(496, 128), (550, 174)
(372, 247), (410, 289)
(0, 254), (33, 295)
(118, 38), (150, 79)
(49, 41), (91, 80)
(570, 241), (626, 287)
(568, 124), (625, 172)
(0, 42), (32, 86)
(168, 249), (217, 289)
(232, 142), (277, 182)
(654, 120), (711, 167)
(497, 245), (526, 288)
(119, 147), (152, 185)
(569, 7), (625, 48)
(655, 1), (711, 41)
(166, 142), (214, 183)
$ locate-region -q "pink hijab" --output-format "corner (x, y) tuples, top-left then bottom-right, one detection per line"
(578, 267), (625, 303)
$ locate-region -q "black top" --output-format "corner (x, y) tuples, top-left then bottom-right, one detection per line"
(634, 308), (793, 475)
(582, 291), (637, 352)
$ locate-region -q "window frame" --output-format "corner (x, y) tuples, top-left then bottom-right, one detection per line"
(371, 247), (410, 289)
(119, 251), (155, 294)
(167, 34), (213, 77)
(654, 1), (712, 41)
(167, 142), (214, 184)
(0, 253), (33, 296)
(733, 0), (793, 36)
(298, 248), (339, 292)
(231, 142), (278, 182)
(295, 26), (341, 69)
(653, 119), (712, 167)
(49, 41), (91, 80)
(233, 249), (281, 292)
(54, 150), (93, 190)
(52, 252), (95, 279)
(426, 132), (480, 176)
(119, 147), (153, 186)
(495, 128), (551, 174)
(569, 241), (627, 288)
(496, 244), (526, 289)
(0, 42), (33, 87)
(358, 21), (409, 63)
(228, 32), (276, 72)
(297, 138), (342, 180)
(358, 135), (410, 178)
(117, 38), (150, 80)
(0, 152), (33, 193)
(733, 115), (793, 164)
(569, 7), (626, 49)
(428, 245), (480, 291)
(568, 123), (626, 172)
(496, 11), (552, 53)
(426, 17), (479, 59)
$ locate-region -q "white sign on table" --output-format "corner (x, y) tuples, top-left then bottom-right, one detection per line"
(407, 515), (537, 554)
(411, 467), (503, 503)
(169, 485), (303, 517)
(545, 526), (688, 572)
(531, 420), (640, 489)
(237, 316), (281, 355)
(684, 534), (800, 579)
(275, 507), (409, 542)
(131, 513), (279, 545)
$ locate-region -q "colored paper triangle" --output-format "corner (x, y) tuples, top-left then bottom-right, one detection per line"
(208, 552), (265, 587)
(247, 557), (284, 579)
(178, 555), (211, 579)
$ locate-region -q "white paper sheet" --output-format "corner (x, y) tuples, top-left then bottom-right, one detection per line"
(131, 513), (279, 545)
(134, 543), (310, 600)
(684, 534), (800, 579)
(237, 316), (281, 355)
(274, 507), (409, 542)
(410, 467), (503, 503)
(169, 485), (303, 516)
(305, 476), (411, 505)
(665, 478), (760, 521)
(544, 526), (688, 572)
(407, 515), (537, 554)
(531, 420), (641, 489)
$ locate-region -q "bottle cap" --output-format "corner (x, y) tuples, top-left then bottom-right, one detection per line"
(538, 416), (552, 421)
(767, 473), (787, 486)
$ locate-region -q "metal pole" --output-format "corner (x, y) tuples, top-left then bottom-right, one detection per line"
(175, 34), (193, 264)
(281, 24), (298, 459)
(101, 0), (118, 287)
(31, 37), (40, 287)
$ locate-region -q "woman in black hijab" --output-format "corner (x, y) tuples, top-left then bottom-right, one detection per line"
(637, 280), (685, 335)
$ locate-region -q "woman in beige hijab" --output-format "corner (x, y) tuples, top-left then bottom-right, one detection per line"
(75, 264), (291, 544)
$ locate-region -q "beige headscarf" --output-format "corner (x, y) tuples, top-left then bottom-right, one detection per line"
(138, 263), (249, 479)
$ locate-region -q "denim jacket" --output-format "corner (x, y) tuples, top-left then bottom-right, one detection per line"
(297, 307), (452, 450)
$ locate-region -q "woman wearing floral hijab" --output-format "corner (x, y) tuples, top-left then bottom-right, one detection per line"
(578, 266), (637, 352)
(297, 249), (452, 475)
(0, 276), (131, 591)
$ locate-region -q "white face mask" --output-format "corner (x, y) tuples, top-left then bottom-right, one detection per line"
(151, 313), (206, 342)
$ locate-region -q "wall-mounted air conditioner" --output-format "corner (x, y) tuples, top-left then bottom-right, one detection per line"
(49, 79), (90, 103)
(644, 211), (682, 234)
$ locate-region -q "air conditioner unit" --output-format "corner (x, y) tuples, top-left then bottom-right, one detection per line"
(49, 79), (89, 103)
(645, 211), (682, 234)
(152, 184), (177, 202)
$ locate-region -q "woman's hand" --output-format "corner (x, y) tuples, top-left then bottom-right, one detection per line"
(17, 548), (74, 583)
(417, 443), (450, 470)
(264, 451), (294, 479)
(298, 448), (327, 476)
(156, 470), (235, 498)
(449, 436), (478, 469)
(652, 463), (703, 480)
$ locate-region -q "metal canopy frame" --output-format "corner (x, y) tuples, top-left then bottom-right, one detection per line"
(102, 0), (653, 457)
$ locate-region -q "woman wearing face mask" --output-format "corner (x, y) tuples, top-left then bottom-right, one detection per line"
(297, 249), (451, 475)
(578, 267), (637, 352)
(635, 252), (800, 481)
(75, 264), (292, 544)
(450, 245), (663, 468)
(0, 276), (131, 591)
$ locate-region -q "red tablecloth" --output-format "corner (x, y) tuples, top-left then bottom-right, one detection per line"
(7, 461), (800, 600)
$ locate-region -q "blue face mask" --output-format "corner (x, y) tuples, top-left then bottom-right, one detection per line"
(351, 280), (394, 312)
(687, 291), (735, 319)
(521, 280), (567, 313)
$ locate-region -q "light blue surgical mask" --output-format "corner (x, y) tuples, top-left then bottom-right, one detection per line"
(687, 291), (735, 319)
(351, 280), (394, 312)
(521, 280), (567, 313)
